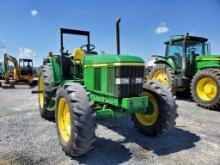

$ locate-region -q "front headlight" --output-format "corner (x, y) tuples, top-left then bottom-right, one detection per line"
(115, 78), (129, 84)
(135, 78), (143, 84)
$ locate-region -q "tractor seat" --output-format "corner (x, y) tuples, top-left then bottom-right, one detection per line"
(72, 48), (85, 61)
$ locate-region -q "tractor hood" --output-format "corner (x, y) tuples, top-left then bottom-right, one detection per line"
(83, 54), (144, 66)
(196, 55), (220, 70)
(196, 55), (220, 61)
(83, 54), (145, 99)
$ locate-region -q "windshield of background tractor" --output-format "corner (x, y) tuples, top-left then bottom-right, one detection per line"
(165, 41), (183, 69)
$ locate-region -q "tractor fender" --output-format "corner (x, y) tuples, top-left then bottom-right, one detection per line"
(48, 56), (61, 85)
(153, 55), (176, 71)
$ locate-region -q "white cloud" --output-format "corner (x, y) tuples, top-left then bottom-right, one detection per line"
(155, 22), (169, 34)
(30, 10), (38, 16)
(19, 48), (36, 59)
(0, 39), (6, 50)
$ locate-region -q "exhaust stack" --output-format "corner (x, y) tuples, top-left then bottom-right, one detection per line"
(116, 18), (121, 55)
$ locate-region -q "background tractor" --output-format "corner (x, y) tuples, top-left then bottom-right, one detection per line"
(36, 19), (177, 157)
(149, 33), (220, 110)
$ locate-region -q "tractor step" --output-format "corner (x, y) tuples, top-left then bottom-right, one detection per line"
(31, 90), (43, 94)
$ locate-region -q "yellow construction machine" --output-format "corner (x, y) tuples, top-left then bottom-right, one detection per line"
(1, 53), (38, 88)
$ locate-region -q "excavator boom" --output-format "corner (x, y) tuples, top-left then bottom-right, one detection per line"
(4, 53), (21, 83)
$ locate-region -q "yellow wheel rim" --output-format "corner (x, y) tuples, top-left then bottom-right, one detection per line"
(196, 77), (218, 101)
(38, 76), (44, 108)
(135, 92), (158, 126)
(58, 98), (71, 142)
(152, 70), (169, 85)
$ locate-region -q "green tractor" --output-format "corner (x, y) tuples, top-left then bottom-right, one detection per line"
(149, 33), (220, 109)
(36, 19), (177, 157)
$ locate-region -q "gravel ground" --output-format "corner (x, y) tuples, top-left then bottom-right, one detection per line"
(0, 87), (220, 165)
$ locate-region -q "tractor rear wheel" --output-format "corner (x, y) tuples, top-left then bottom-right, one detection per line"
(132, 80), (177, 136)
(38, 62), (56, 119)
(55, 83), (96, 157)
(191, 68), (220, 110)
(149, 64), (176, 94)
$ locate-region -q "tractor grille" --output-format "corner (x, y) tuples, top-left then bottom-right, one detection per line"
(107, 67), (114, 93)
(115, 66), (144, 97)
(94, 68), (101, 91)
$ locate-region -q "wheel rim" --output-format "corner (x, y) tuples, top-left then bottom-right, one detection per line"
(135, 91), (159, 126)
(58, 98), (71, 142)
(196, 77), (218, 101)
(152, 70), (169, 85)
(38, 76), (44, 108)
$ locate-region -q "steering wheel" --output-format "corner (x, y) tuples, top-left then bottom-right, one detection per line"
(80, 44), (95, 51)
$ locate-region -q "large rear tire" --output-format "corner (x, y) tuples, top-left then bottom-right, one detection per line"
(191, 68), (220, 110)
(132, 80), (177, 136)
(38, 62), (56, 119)
(55, 83), (96, 157)
(149, 64), (176, 94)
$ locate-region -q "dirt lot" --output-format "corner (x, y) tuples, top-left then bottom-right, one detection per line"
(0, 87), (220, 165)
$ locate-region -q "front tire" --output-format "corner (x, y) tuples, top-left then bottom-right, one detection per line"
(191, 68), (220, 110)
(132, 80), (177, 136)
(55, 83), (96, 157)
(149, 64), (176, 94)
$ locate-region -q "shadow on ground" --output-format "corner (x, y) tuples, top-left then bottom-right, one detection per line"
(75, 137), (131, 165)
(175, 90), (193, 101)
(75, 118), (200, 165)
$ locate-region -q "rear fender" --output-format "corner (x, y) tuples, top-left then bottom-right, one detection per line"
(48, 56), (61, 84)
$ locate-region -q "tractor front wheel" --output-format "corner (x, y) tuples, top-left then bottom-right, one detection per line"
(149, 64), (176, 94)
(55, 83), (96, 157)
(132, 80), (177, 136)
(191, 69), (220, 110)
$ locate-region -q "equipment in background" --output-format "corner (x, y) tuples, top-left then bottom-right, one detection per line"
(0, 62), (5, 86)
(1, 54), (38, 88)
(149, 33), (220, 110)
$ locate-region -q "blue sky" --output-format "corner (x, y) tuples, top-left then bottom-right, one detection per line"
(0, 0), (219, 66)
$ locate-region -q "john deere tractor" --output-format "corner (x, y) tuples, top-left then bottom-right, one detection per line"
(149, 33), (220, 110)
(36, 19), (177, 157)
